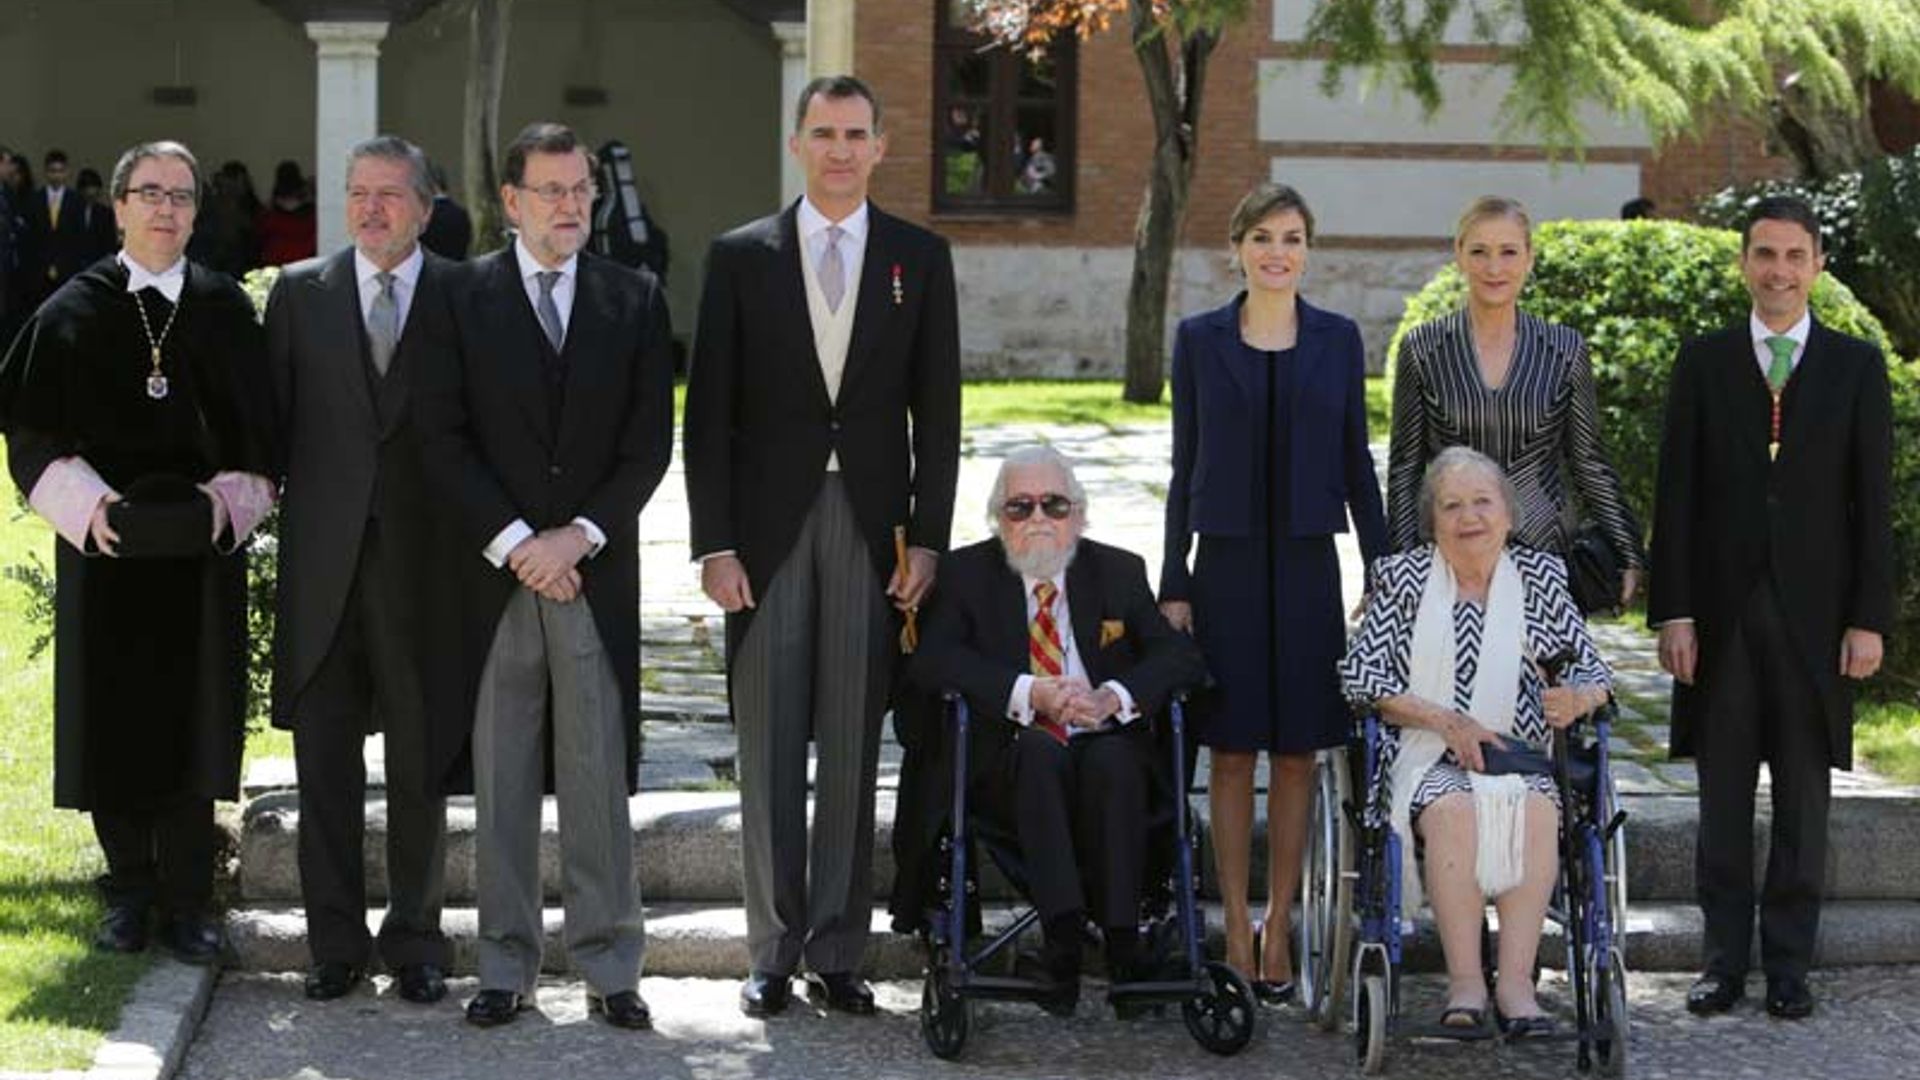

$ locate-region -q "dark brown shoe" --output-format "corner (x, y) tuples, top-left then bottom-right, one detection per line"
(303, 962), (363, 1000)
(805, 972), (876, 1015)
(589, 989), (653, 1029)
(740, 972), (791, 1017)
(394, 963), (447, 1004)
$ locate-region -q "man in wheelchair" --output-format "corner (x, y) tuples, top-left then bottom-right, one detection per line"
(1339, 448), (1613, 1040)
(909, 445), (1206, 1014)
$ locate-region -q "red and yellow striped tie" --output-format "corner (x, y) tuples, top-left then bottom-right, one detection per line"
(1029, 581), (1070, 745)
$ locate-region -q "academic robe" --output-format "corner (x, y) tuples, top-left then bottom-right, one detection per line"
(0, 257), (273, 810)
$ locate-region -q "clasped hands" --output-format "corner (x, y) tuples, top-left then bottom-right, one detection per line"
(1031, 675), (1121, 730)
(507, 525), (592, 602)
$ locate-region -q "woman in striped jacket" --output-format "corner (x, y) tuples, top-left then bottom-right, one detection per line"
(1386, 197), (1643, 604)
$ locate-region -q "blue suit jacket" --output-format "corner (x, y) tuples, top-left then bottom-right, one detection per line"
(1159, 294), (1389, 600)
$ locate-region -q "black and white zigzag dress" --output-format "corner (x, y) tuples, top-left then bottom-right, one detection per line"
(1386, 310), (1644, 569)
(1338, 545), (1612, 821)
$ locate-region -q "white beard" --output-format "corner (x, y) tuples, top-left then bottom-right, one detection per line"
(1004, 535), (1077, 581)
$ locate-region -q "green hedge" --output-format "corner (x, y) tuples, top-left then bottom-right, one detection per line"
(1388, 219), (1920, 691)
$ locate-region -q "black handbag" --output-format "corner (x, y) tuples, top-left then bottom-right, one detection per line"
(1565, 522), (1622, 616)
(105, 474), (215, 558)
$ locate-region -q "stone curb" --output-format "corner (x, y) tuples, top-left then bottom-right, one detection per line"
(84, 959), (214, 1080)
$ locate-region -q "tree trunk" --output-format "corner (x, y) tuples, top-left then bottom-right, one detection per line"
(463, 0), (513, 253)
(1772, 74), (1885, 181)
(1122, 0), (1216, 404)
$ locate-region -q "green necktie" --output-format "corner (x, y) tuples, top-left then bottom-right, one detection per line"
(1764, 335), (1796, 392)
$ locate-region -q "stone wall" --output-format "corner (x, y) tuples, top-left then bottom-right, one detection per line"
(952, 244), (1450, 379)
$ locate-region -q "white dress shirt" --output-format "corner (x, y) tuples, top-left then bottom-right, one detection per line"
(1007, 569), (1141, 731)
(119, 250), (186, 302)
(1750, 310), (1810, 381)
(796, 196), (867, 307)
(479, 238), (604, 569)
(355, 245), (423, 331)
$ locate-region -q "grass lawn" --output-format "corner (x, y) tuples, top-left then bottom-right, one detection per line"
(0, 467), (151, 1070)
(1857, 699), (1920, 785)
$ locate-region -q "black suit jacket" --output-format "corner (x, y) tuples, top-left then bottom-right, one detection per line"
(24, 187), (91, 294)
(891, 537), (1206, 924)
(683, 201), (961, 656)
(265, 247), (454, 727)
(1648, 318), (1894, 767)
(421, 197), (472, 261)
(414, 247), (676, 793)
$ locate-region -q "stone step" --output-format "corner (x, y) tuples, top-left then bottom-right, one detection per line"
(220, 899), (1920, 977)
(235, 787), (1920, 906)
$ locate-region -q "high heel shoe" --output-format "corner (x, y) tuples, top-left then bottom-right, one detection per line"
(1250, 921), (1296, 1005)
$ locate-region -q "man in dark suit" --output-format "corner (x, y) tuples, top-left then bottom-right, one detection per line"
(912, 446), (1206, 1015)
(1650, 194), (1894, 1021)
(74, 169), (119, 267)
(24, 149), (89, 302)
(265, 136), (453, 1006)
(415, 122), (674, 1032)
(684, 74), (961, 1018)
(419, 162), (472, 261)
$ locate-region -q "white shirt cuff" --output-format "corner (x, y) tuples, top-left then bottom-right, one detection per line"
(571, 516), (606, 558)
(1655, 617), (1695, 627)
(1008, 674), (1036, 726)
(696, 549), (737, 564)
(1104, 680), (1140, 725)
(483, 519), (534, 568)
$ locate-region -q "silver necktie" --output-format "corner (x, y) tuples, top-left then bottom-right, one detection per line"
(367, 271), (399, 376)
(820, 225), (846, 314)
(535, 270), (565, 353)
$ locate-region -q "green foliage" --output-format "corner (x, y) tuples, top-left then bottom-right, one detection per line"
(1304, 0), (1920, 154)
(1855, 698), (1920, 784)
(1698, 145), (1920, 363)
(1389, 218), (1920, 688)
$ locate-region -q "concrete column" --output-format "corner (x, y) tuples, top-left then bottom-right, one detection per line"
(772, 20), (808, 206)
(805, 0), (853, 77)
(306, 21), (389, 254)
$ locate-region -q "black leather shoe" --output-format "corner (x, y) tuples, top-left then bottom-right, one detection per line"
(589, 989), (653, 1029)
(394, 963), (448, 1004)
(1766, 975), (1815, 1020)
(161, 915), (223, 966)
(740, 972), (792, 1017)
(1686, 972), (1746, 1015)
(94, 905), (149, 954)
(806, 972), (876, 1015)
(304, 962), (363, 1000)
(464, 989), (528, 1027)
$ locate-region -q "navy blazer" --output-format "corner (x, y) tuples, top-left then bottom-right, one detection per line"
(1160, 294), (1389, 600)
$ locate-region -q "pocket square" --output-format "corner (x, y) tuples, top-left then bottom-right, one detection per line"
(1099, 619), (1126, 648)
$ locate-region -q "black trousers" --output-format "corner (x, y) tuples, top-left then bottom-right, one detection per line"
(1008, 724), (1153, 932)
(93, 796), (215, 917)
(291, 522), (449, 970)
(1695, 580), (1830, 981)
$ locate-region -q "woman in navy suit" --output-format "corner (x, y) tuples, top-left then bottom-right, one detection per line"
(1160, 183), (1389, 998)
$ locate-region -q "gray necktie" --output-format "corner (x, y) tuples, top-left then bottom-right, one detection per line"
(367, 271), (399, 376)
(819, 225), (846, 314)
(535, 270), (565, 353)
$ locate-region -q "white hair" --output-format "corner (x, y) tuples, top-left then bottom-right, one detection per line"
(1417, 445), (1519, 541)
(985, 444), (1088, 537)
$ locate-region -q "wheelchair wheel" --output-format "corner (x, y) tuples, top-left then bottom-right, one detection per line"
(920, 960), (971, 1060)
(1607, 795), (1630, 945)
(1355, 973), (1388, 1075)
(1300, 748), (1354, 1032)
(1592, 947), (1630, 1077)
(1182, 960), (1258, 1056)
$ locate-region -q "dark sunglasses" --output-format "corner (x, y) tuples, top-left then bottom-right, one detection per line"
(1001, 494), (1075, 521)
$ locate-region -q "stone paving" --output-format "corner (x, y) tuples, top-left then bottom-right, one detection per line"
(175, 969), (1920, 1080)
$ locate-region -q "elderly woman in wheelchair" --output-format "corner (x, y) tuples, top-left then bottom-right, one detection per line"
(1338, 446), (1612, 1039)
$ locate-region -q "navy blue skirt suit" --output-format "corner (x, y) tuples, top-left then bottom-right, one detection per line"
(1160, 295), (1390, 753)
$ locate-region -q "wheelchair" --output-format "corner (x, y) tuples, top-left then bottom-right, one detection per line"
(1296, 701), (1631, 1075)
(915, 691), (1259, 1060)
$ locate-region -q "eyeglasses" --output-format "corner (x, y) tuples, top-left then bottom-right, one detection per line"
(1000, 494), (1075, 521)
(127, 185), (196, 208)
(518, 181), (598, 205)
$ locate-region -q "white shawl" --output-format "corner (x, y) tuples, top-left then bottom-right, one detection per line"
(1388, 548), (1531, 910)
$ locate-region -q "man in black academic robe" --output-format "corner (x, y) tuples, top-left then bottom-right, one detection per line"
(0, 142), (274, 963)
